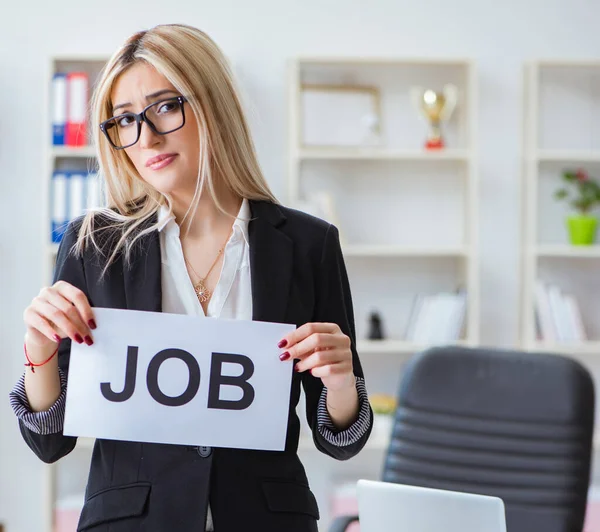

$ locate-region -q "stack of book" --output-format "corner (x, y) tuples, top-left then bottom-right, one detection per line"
(535, 280), (586, 342)
(404, 290), (467, 344)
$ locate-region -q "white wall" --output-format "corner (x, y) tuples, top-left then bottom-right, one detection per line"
(1, 0), (599, 530)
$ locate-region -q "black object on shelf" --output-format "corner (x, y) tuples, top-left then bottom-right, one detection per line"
(367, 311), (385, 340)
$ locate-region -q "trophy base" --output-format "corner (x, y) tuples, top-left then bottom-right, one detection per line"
(425, 138), (445, 150)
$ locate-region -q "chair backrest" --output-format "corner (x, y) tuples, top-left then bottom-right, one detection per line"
(383, 346), (595, 532)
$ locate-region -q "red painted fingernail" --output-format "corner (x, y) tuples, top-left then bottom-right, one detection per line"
(89, 319), (97, 330)
(74, 334), (84, 344)
(295, 365), (301, 372)
(84, 336), (94, 346)
(278, 339), (288, 348)
(53, 334), (62, 344)
(279, 352), (290, 361)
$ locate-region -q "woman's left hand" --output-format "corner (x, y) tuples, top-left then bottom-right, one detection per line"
(278, 323), (355, 392)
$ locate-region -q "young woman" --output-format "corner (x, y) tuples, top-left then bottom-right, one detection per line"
(10, 23), (372, 532)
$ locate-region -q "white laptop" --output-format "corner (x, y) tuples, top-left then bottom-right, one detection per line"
(356, 479), (507, 532)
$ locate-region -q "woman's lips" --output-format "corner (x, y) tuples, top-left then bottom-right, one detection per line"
(148, 154), (178, 170)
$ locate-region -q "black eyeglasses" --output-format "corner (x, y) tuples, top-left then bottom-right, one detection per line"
(100, 95), (188, 149)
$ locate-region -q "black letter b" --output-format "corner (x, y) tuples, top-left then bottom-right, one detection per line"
(208, 353), (255, 410)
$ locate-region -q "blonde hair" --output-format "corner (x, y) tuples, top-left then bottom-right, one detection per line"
(74, 23), (277, 277)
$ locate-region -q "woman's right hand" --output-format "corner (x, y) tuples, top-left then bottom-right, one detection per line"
(23, 281), (96, 359)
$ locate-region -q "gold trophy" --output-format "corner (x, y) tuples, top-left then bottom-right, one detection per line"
(410, 84), (458, 149)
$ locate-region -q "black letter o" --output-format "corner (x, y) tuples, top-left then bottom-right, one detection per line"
(147, 349), (200, 407)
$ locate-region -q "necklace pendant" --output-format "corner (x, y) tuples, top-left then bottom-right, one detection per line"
(194, 280), (211, 303)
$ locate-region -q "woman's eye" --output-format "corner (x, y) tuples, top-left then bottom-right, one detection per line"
(118, 115), (135, 128)
(158, 102), (176, 114)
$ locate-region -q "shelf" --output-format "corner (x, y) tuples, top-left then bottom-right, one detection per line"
(357, 339), (470, 354)
(535, 245), (600, 258)
(528, 342), (600, 356)
(534, 60), (600, 68)
(342, 245), (469, 258)
(297, 147), (470, 162)
(535, 150), (600, 163)
(296, 57), (472, 67)
(51, 146), (97, 158)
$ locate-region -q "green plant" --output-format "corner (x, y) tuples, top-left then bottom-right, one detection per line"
(554, 168), (600, 215)
(369, 394), (397, 415)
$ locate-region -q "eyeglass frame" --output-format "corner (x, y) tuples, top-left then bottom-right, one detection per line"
(99, 95), (189, 150)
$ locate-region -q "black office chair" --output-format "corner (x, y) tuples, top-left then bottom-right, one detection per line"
(330, 346), (595, 532)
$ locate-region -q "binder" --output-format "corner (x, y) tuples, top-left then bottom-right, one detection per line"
(51, 73), (67, 145)
(69, 172), (86, 220)
(86, 172), (102, 210)
(66, 72), (89, 146)
(51, 171), (69, 243)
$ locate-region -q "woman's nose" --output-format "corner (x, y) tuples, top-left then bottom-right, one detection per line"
(138, 120), (161, 149)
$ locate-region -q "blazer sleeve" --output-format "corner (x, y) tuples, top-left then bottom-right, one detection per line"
(302, 223), (374, 460)
(11, 219), (86, 463)
(9, 367), (68, 434)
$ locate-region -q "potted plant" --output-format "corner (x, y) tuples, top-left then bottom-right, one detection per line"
(554, 168), (600, 245)
(369, 394), (397, 442)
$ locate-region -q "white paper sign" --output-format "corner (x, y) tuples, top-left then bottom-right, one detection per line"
(64, 308), (296, 451)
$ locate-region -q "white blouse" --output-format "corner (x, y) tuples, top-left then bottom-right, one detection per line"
(158, 198), (253, 322)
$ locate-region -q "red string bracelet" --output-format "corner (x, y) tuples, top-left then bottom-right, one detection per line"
(24, 341), (59, 373)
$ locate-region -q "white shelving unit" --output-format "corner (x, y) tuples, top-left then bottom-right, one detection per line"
(521, 62), (600, 493)
(287, 56), (478, 529)
(42, 55), (109, 532)
(521, 60), (600, 353)
(288, 56), (479, 373)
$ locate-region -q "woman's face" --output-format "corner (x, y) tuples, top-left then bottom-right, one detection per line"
(109, 62), (200, 199)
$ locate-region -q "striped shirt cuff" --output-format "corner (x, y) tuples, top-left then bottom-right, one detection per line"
(8, 368), (67, 435)
(317, 376), (371, 447)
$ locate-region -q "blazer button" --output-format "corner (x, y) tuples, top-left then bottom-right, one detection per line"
(197, 446), (212, 458)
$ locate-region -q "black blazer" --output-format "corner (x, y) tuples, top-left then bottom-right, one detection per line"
(19, 200), (373, 532)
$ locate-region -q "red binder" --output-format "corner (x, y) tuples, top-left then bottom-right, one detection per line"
(65, 72), (89, 146)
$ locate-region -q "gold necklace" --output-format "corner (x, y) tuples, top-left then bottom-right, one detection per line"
(184, 231), (231, 304)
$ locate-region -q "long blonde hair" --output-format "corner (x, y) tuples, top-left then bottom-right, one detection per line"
(74, 23), (277, 276)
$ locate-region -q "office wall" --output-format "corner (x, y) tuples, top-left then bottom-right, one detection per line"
(0, 0), (598, 530)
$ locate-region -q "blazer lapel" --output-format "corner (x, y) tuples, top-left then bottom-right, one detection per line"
(121, 201), (293, 323)
(248, 200), (293, 324)
(122, 216), (163, 313)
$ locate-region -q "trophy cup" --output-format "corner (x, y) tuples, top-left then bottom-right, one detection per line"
(410, 84), (458, 150)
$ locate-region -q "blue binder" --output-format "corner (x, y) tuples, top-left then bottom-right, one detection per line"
(51, 170), (69, 243)
(52, 73), (67, 146)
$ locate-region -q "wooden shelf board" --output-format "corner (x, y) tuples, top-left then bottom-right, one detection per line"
(357, 339), (470, 354)
(536, 150), (600, 163)
(343, 245), (469, 258)
(528, 342), (600, 356)
(298, 147), (471, 161)
(536, 245), (600, 258)
(51, 146), (97, 158)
